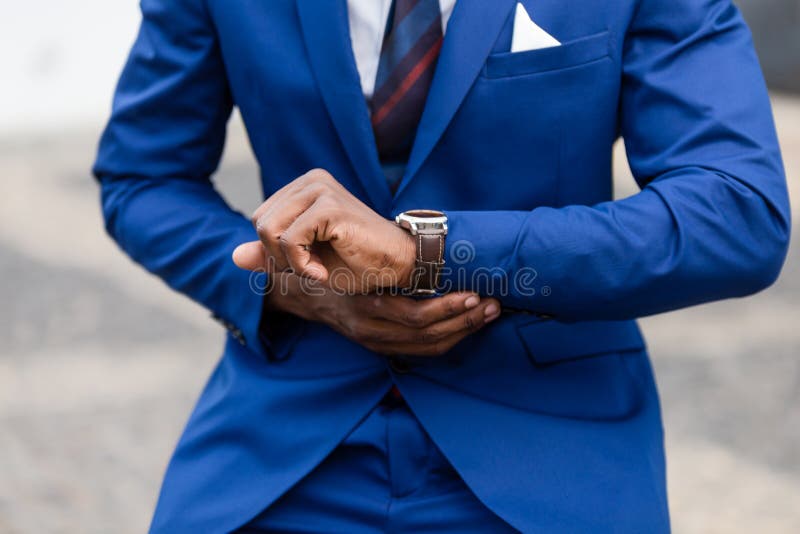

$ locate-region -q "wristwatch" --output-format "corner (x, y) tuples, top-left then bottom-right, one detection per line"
(395, 210), (448, 295)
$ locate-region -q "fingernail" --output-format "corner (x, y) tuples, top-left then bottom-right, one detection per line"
(464, 295), (480, 309)
(484, 304), (499, 317)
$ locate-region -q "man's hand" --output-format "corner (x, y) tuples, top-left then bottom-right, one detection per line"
(266, 274), (501, 357)
(233, 169), (415, 293)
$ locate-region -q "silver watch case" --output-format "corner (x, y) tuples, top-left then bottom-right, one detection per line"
(395, 210), (448, 236)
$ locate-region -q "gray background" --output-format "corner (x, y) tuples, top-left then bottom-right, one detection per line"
(739, 1), (800, 91)
(1, 2), (798, 532)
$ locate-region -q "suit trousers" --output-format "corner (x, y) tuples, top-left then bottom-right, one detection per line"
(239, 395), (517, 533)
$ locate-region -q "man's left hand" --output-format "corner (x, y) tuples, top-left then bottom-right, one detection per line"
(233, 169), (416, 293)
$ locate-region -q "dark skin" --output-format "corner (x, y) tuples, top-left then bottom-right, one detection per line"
(265, 273), (500, 357)
(233, 168), (502, 357)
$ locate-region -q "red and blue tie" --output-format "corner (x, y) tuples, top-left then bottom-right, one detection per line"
(371, 0), (444, 192)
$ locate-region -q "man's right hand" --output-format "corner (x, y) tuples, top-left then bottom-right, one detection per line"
(266, 273), (501, 358)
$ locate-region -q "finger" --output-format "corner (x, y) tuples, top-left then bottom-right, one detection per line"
(356, 297), (500, 348)
(411, 298), (501, 344)
(251, 168), (339, 224)
(232, 240), (287, 274)
(367, 292), (482, 327)
(279, 205), (335, 281)
(232, 241), (268, 271)
(254, 185), (330, 273)
(250, 169), (316, 224)
(367, 299), (501, 358)
(342, 315), (430, 345)
(365, 328), (471, 358)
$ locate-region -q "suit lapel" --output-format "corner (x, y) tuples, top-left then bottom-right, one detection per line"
(296, 0), (392, 213)
(394, 0), (517, 199)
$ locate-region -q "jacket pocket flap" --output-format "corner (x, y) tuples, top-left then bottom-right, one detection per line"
(484, 30), (610, 78)
(517, 319), (645, 367)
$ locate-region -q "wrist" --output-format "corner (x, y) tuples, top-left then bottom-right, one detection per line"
(396, 230), (417, 289)
(392, 210), (448, 293)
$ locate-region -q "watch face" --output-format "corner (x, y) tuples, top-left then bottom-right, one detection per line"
(405, 209), (445, 218)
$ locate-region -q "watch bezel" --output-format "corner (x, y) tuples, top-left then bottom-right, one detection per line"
(395, 210), (448, 236)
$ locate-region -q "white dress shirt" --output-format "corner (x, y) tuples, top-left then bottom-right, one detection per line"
(347, 0), (457, 99)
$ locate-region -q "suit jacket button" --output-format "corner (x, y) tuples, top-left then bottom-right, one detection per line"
(389, 357), (412, 374)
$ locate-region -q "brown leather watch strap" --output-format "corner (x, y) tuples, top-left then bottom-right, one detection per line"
(410, 233), (445, 294)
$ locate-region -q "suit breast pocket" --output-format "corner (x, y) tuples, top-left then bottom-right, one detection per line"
(482, 30), (612, 79)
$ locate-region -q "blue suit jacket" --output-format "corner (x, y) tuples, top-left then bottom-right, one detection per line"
(93, 0), (790, 531)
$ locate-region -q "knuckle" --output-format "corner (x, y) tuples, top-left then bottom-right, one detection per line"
(308, 168), (333, 183)
(277, 233), (293, 252)
(464, 312), (479, 332)
(462, 313), (473, 330)
(255, 225), (267, 241)
(256, 221), (278, 242)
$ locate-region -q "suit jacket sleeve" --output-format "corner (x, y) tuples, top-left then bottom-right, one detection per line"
(92, 0), (269, 357)
(441, 0), (791, 320)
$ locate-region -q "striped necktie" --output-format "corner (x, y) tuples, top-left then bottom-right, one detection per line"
(371, 0), (443, 191)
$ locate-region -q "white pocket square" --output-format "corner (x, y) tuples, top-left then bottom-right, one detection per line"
(511, 3), (561, 53)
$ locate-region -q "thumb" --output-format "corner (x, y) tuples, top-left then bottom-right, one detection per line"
(232, 241), (267, 271)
